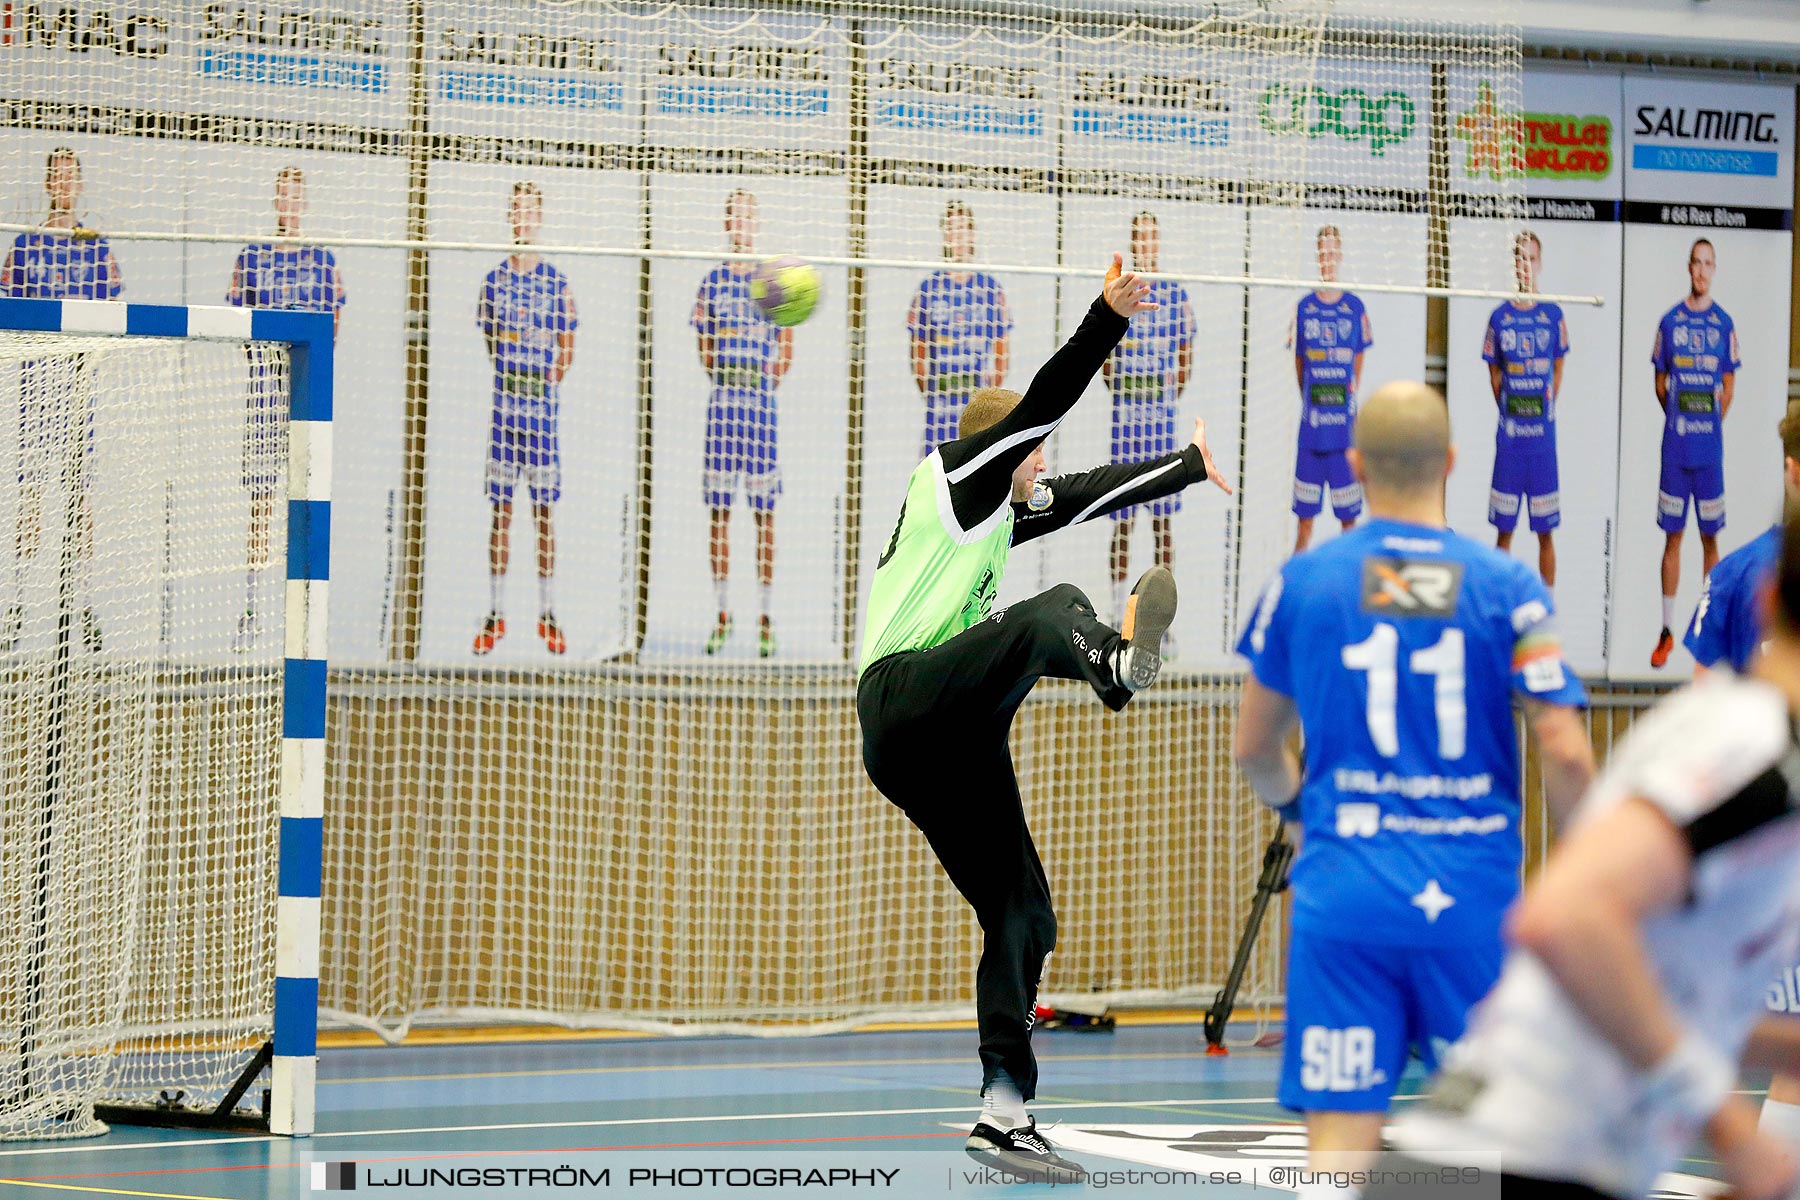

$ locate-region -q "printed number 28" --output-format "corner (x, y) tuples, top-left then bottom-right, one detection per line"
(1341, 623), (1466, 760)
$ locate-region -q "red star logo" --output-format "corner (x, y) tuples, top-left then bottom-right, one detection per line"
(1454, 82), (1521, 181)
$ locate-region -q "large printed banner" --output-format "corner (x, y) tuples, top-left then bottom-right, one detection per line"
(1446, 68), (1624, 676)
(418, 164), (639, 666)
(1612, 76), (1794, 682)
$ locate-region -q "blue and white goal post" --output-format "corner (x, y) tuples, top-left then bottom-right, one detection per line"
(0, 298), (329, 1139)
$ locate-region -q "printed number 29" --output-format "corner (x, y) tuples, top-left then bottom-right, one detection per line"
(1341, 623), (1466, 760)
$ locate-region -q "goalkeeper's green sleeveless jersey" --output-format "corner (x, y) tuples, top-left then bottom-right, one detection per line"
(859, 456), (1013, 673)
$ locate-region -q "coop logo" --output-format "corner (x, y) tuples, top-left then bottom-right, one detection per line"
(0, 3), (168, 56)
(1258, 82), (1417, 156)
(310, 1162), (356, 1191)
(1454, 82), (1612, 182)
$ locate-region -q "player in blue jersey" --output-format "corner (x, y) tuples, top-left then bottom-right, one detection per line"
(695, 189), (793, 659)
(1233, 381), (1595, 1185)
(1684, 403), (1799, 677)
(1682, 403), (1800, 1167)
(1290, 225), (1372, 554)
(909, 201), (1013, 458)
(226, 167), (346, 652)
(1102, 212), (1195, 652)
(1484, 230), (1567, 587)
(1, 147), (123, 654)
(1650, 237), (1740, 669)
(472, 182), (577, 657)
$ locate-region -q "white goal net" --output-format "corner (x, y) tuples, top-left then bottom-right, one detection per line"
(0, 0), (1529, 1043)
(0, 334), (286, 1138)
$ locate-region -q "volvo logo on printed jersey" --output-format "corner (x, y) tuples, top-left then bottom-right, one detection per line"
(1360, 558), (1463, 618)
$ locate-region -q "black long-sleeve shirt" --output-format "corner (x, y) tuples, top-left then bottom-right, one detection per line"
(860, 293), (1208, 670)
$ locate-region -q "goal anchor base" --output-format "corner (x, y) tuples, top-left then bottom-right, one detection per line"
(93, 1041), (273, 1134)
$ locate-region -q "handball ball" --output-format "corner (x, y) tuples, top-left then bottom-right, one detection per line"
(751, 256), (820, 327)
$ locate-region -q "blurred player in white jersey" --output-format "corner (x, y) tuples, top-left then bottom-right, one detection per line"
(226, 166), (346, 651)
(1681, 401), (1800, 1173)
(694, 190), (791, 658)
(1382, 519), (1800, 1200)
(473, 182), (577, 656)
(2, 147), (123, 653)
(1102, 212), (1194, 653)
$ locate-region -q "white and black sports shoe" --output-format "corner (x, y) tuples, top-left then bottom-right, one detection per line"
(1118, 566), (1177, 691)
(965, 1116), (1087, 1185)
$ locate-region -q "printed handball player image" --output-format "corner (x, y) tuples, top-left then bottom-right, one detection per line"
(2, 146), (123, 657)
(472, 181), (578, 659)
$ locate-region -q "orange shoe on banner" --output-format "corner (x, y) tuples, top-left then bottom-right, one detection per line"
(1651, 627), (1674, 669)
(473, 613), (505, 656)
(538, 613), (567, 656)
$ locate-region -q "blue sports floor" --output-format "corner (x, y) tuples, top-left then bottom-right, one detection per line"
(0, 1023), (1743, 1199)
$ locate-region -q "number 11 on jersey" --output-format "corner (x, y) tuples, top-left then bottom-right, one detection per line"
(1342, 624), (1467, 759)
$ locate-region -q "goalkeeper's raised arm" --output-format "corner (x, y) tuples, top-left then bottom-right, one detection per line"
(933, 254), (1154, 528)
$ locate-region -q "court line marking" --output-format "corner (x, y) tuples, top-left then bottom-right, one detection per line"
(1, 1088), (1760, 1164)
(0, 1181), (222, 1200)
(317, 1048), (1269, 1087)
(0, 1095), (1310, 1160)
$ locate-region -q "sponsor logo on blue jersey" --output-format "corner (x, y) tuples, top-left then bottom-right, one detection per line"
(1110, 278), (1193, 403)
(1484, 301), (1567, 445)
(230, 244), (345, 312)
(481, 258), (576, 413)
(908, 270), (1011, 394)
(1292, 291), (1372, 452)
(694, 262), (781, 399)
(1653, 300), (1740, 468)
(5, 231), (120, 300)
